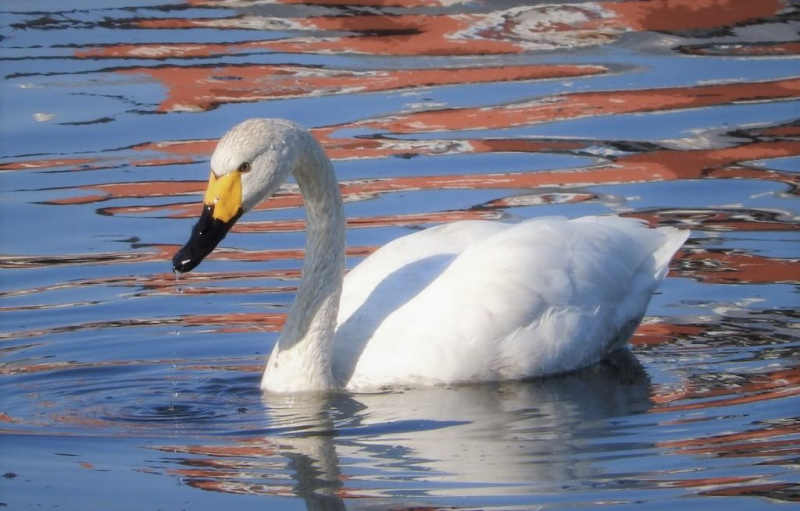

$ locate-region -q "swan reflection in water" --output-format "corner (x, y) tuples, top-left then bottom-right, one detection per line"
(160, 351), (650, 509)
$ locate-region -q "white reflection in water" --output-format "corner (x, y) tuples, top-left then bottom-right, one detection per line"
(153, 352), (651, 508)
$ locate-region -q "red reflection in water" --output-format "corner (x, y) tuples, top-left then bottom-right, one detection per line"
(653, 366), (800, 413)
(115, 64), (606, 113)
(650, 368), (800, 502)
(632, 323), (708, 346)
(37, 132), (800, 231)
(701, 483), (799, 502)
(601, 0), (785, 32)
(104, 0), (786, 59)
(679, 249), (800, 284)
(354, 78), (800, 134)
(663, 418), (800, 456)
(0, 157), (101, 172)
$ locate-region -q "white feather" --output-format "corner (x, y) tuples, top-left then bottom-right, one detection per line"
(336, 217), (688, 389)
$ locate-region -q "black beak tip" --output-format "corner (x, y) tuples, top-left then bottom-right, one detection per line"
(172, 247), (198, 274)
(171, 205), (240, 274)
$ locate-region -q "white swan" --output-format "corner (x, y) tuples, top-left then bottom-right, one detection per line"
(173, 118), (689, 393)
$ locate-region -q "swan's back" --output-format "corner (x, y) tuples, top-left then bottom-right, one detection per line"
(334, 216), (688, 390)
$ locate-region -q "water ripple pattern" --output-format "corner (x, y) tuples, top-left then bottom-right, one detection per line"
(1, 0), (799, 509)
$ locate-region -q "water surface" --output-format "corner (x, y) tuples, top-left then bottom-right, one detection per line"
(1, 0), (799, 509)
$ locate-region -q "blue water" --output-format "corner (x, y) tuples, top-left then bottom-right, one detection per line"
(2, 1), (799, 509)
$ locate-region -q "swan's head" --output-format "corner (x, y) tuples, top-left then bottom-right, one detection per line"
(172, 119), (302, 273)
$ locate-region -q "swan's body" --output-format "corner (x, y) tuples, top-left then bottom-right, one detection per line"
(173, 118), (689, 393)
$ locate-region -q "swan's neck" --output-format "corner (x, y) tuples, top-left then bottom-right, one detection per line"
(261, 143), (345, 393)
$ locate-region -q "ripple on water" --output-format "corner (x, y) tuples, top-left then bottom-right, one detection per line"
(1, 360), (265, 437)
(110, 403), (224, 424)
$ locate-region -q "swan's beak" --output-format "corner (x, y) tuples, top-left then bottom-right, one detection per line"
(172, 171), (243, 273)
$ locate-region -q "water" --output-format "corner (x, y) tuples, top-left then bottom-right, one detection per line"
(1, 0), (799, 508)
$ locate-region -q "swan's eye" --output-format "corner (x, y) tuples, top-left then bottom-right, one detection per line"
(238, 162), (251, 174)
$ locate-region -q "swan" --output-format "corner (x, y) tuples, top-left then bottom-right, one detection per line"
(172, 118), (689, 393)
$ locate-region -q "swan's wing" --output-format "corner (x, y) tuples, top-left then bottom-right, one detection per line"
(332, 220), (511, 384)
(336, 220), (512, 324)
(344, 216), (687, 389)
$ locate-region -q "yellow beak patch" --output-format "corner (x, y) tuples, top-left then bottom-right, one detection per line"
(203, 171), (243, 223)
